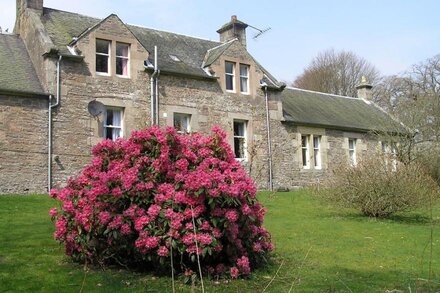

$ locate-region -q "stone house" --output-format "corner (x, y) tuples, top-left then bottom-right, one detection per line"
(0, 0), (404, 194)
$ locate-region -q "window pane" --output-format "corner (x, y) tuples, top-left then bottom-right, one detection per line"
(240, 76), (248, 93)
(234, 137), (245, 158)
(174, 113), (191, 133)
(116, 58), (128, 76)
(302, 149), (308, 167)
(302, 136), (307, 148)
(313, 137), (320, 148)
(116, 43), (129, 57)
(112, 110), (122, 126)
(233, 120), (247, 159)
(105, 128), (113, 140)
(96, 39), (109, 54)
(106, 109), (114, 125)
(225, 62), (234, 74)
(349, 139), (355, 150)
(240, 64), (248, 76)
(234, 121), (245, 136)
(226, 75), (234, 91)
(96, 55), (108, 73)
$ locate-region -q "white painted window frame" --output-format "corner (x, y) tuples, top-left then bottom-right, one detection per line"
(115, 42), (130, 78)
(301, 135), (310, 169)
(96, 39), (111, 76)
(239, 64), (250, 94)
(173, 112), (191, 134)
(225, 61), (236, 92)
(233, 120), (247, 161)
(348, 138), (357, 166)
(313, 135), (322, 169)
(103, 107), (123, 140)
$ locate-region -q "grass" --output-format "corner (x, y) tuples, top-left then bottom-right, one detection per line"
(0, 191), (439, 292)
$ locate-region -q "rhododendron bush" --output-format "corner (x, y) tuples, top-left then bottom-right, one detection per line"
(50, 126), (272, 278)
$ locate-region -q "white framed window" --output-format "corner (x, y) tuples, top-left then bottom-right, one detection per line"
(239, 64), (250, 94)
(96, 39), (110, 74)
(382, 141), (397, 171)
(173, 113), (191, 134)
(313, 136), (321, 169)
(233, 120), (247, 160)
(348, 138), (357, 166)
(104, 107), (123, 140)
(225, 61), (235, 92)
(116, 42), (130, 77)
(301, 135), (310, 169)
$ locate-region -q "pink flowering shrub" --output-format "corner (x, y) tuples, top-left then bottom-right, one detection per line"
(50, 126), (272, 278)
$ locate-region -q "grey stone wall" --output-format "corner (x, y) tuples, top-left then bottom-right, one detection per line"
(0, 95), (48, 193)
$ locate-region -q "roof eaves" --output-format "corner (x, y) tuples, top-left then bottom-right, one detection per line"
(144, 67), (218, 80)
(0, 89), (49, 98)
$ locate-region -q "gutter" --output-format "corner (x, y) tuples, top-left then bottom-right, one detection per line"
(48, 55), (62, 192)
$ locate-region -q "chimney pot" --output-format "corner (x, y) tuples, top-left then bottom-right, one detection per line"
(231, 15), (237, 21)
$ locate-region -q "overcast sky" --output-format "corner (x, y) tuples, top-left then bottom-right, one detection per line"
(1, 0), (439, 83)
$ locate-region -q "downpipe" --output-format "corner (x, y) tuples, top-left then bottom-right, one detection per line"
(48, 55), (62, 192)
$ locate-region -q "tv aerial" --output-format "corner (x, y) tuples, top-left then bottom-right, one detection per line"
(87, 100), (105, 119)
(247, 24), (271, 40)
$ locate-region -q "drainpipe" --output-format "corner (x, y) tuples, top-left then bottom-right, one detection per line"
(150, 46), (159, 125)
(48, 55), (62, 192)
(262, 83), (273, 191)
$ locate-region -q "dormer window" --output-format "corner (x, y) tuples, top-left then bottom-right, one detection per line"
(239, 64), (249, 94)
(225, 61), (235, 92)
(96, 39), (110, 74)
(116, 42), (130, 77)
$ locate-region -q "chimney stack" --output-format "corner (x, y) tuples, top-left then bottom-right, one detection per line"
(15, 0), (43, 33)
(356, 76), (373, 100)
(216, 15), (248, 49)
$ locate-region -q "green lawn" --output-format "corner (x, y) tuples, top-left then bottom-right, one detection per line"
(0, 191), (439, 292)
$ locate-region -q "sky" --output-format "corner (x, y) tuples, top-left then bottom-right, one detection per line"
(1, 0), (439, 83)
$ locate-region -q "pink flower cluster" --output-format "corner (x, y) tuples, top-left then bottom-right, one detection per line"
(49, 126), (272, 277)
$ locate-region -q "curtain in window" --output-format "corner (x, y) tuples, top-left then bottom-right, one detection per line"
(121, 46), (128, 76)
(112, 110), (122, 140)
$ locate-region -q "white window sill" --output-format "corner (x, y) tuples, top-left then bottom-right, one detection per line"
(235, 158), (247, 163)
(96, 72), (111, 76)
(226, 89), (236, 93)
(116, 74), (130, 79)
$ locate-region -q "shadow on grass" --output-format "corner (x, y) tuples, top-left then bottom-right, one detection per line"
(321, 209), (435, 226)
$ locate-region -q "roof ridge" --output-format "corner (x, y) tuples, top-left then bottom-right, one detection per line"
(286, 86), (360, 100)
(127, 23), (221, 44)
(43, 7), (101, 21)
(44, 7), (220, 45)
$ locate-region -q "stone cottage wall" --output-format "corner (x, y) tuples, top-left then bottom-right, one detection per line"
(0, 95), (48, 193)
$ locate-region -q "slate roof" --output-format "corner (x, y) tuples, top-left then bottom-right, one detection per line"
(0, 34), (45, 96)
(281, 87), (406, 134)
(41, 8), (221, 78)
(40, 8), (284, 82)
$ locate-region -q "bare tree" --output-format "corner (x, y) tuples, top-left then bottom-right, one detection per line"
(293, 49), (381, 97)
(374, 54), (440, 181)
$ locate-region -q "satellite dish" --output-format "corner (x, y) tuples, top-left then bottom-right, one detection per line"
(87, 100), (105, 118)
